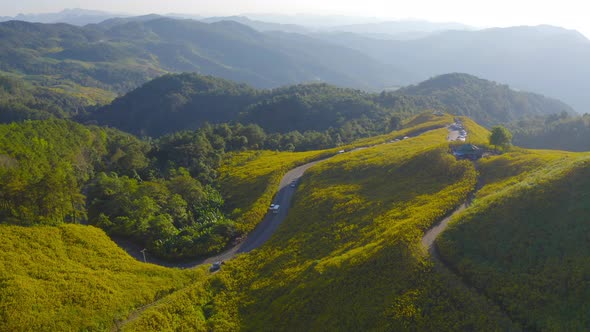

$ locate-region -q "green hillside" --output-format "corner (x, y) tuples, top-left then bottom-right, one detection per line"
(395, 73), (574, 126)
(512, 113), (590, 152)
(0, 18), (401, 101)
(0, 223), (198, 331)
(437, 149), (590, 330)
(87, 73), (569, 138)
(3, 112), (590, 330)
(0, 74), (114, 122)
(124, 119), (516, 330)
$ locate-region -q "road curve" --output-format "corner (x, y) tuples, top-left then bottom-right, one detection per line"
(202, 159), (326, 264)
(113, 126), (444, 268)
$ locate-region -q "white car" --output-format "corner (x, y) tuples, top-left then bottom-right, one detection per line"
(269, 204), (280, 213)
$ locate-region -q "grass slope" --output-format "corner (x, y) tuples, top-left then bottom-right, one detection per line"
(216, 128), (514, 330)
(131, 122), (516, 330)
(219, 149), (333, 233)
(0, 224), (198, 331)
(437, 149), (590, 330)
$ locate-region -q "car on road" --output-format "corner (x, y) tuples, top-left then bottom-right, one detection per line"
(290, 180), (297, 188)
(338, 150), (345, 154)
(269, 204), (280, 213)
(209, 261), (223, 272)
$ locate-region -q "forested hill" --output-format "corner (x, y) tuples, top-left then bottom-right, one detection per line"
(86, 73), (574, 137)
(396, 73), (574, 126)
(0, 18), (402, 97)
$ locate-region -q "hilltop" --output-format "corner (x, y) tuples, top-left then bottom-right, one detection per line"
(86, 73), (573, 137)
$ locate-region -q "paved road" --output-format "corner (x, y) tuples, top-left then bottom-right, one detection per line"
(113, 126), (443, 268)
(203, 159), (326, 264)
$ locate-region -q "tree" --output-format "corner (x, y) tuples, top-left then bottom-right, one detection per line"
(389, 116), (402, 131)
(489, 126), (513, 150)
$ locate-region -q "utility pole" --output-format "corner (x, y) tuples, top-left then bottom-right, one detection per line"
(140, 249), (147, 263)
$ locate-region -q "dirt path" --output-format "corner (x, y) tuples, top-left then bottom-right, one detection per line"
(421, 203), (468, 252)
(420, 127), (520, 328)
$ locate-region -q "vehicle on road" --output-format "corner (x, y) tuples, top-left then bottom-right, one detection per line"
(290, 181), (297, 188)
(269, 204), (280, 214)
(338, 150), (345, 154)
(210, 261), (223, 272)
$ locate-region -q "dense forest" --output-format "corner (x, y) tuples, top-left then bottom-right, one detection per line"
(0, 75), (112, 122)
(395, 73), (574, 126)
(511, 112), (590, 151)
(0, 18), (400, 100)
(0, 120), (279, 259)
(87, 73), (572, 139)
(0, 117), (367, 260)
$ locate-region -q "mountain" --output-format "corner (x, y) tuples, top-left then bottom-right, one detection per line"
(0, 17), (403, 99)
(316, 25), (590, 112)
(0, 8), (124, 26)
(86, 73), (573, 137)
(200, 16), (309, 34)
(395, 73), (574, 125)
(326, 20), (473, 39)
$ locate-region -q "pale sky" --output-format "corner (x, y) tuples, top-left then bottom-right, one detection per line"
(3, 0), (590, 37)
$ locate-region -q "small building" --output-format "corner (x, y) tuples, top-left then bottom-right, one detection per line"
(453, 144), (483, 160)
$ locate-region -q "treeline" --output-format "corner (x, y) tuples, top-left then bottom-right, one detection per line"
(511, 112), (590, 151)
(86, 73), (575, 139)
(396, 73), (574, 126)
(87, 73), (414, 138)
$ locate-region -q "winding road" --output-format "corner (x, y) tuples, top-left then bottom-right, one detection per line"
(115, 125), (455, 269)
(116, 123), (520, 329)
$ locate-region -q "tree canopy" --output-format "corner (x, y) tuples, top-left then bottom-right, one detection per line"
(489, 125), (513, 149)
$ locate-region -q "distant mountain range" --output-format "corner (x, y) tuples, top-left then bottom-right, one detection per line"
(313, 25), (590, 111)
(0, 8), (126, 26)
(0, 12), (589, 112)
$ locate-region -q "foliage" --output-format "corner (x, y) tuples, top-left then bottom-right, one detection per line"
(396, 73), (574, 126)
(132, 125), (517, 330)
(0, 119), (240, 260)
(85, 72), (568, 141)
(219, 149), (332, 233)
(87, 170), (236, 259)
(0, 74), (113, 122)
(0, 120), (103, 224)
(489, 125), (513, 149)
(0, 18), (399, 102)
(511, 112), (590, 152)
(0, 223), (197, 331)
(437, 150), (590, 330)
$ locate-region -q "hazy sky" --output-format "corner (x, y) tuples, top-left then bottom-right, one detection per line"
(3, 0), (590, 36)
